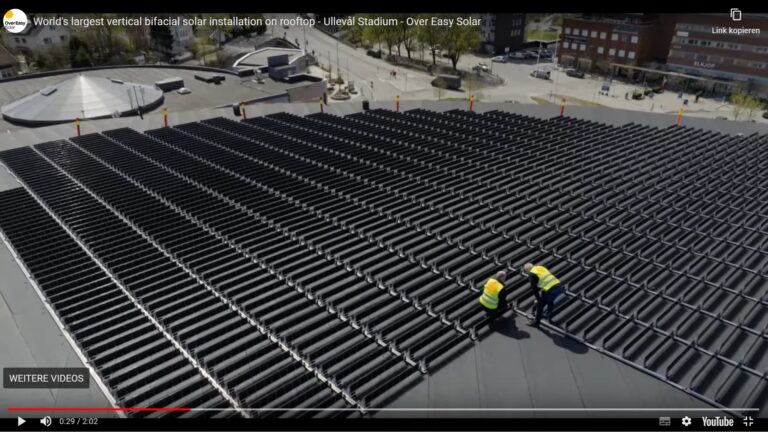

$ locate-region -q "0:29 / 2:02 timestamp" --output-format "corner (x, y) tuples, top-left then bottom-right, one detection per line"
(58, 417), (99, 426)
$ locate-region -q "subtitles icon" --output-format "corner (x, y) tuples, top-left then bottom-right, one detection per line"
(730, 8), (742, 21)
(659, 417), (671, 426)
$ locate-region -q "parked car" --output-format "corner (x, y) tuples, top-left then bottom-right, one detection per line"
(509, 51), (527, 60)
(473, 63), (489, 72)
(366, 49), (382, 59)
(539, 50), (553, 58)
(492, 55), (507, 63)
(566, 69), (585, 78)
(531, 69), (551, 80)
(763, 111), (768, 119)
(176, 87), (191, 95)
(523, 50), (539, 59)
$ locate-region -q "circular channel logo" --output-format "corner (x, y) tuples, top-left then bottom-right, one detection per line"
(3, 9), (28, 34)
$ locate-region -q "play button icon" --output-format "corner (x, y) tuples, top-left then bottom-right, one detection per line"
(17, 417), (25, 427)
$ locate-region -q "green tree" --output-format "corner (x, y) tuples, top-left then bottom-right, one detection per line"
(395, 13), (416, 60)
(417, 14), (448, 66)
(731, 93), (765, 120)
(34, 44), (69, 70)
(80, 14), (126, 64)
(72, 45), (93, 67)
(362, 21), (385, 52)
(342, 15), (364, 47)
(442, 15), (482, 70)
(149, 24), (174, 59)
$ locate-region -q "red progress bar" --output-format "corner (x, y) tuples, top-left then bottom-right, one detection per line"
(8, 407), (190, 412)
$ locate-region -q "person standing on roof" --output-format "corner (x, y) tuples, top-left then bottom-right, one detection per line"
(524, 263), (564, 327)
(478, 271), (509, 325)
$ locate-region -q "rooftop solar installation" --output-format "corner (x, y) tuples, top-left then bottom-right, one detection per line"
(0, 108), (766, 417)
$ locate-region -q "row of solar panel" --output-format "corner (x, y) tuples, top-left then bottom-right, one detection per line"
(0, 188), (231, 418)
(66, 130), (458, 407)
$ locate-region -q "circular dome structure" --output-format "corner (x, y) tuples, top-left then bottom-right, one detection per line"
(1, 74), (164, 126)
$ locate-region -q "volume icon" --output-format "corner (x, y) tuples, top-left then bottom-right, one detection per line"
(40, 416), (51, 427)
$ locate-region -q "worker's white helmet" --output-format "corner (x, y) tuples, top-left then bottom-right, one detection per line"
(523, 263), (533, 273)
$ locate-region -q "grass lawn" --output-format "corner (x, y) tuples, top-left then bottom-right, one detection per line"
(527, 29), (559, 42)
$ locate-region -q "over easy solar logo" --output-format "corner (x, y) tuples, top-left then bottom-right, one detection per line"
(3, 9), (28, 34)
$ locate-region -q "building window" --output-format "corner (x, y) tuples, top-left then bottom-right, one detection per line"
(565, 27), (571, 34)
(618, 49), (626, 57)
(580, 44), (586, 51)
(630, 35), (638, 44)
(563, 42), (570, 49)
(609, 48), (616, 56)
(590, 30), (597, 38)
(754, 46), (767, 53)
(611, 33), (618, 41)
(581, 29), (588, 37)
(620, 34), (628, 42)
(14, 37), (19, 43)
(597, 46), (604, 54)
(60, 35), (66, 42)
(628, 51), (636, 59)
(599, 32), (606, 39)
(22, 38), (26, 43)
(43, 37), (52, 45)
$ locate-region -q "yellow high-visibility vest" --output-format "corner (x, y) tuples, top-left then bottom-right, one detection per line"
(479, 278), (504, 309)
(530, 265), (560, 292)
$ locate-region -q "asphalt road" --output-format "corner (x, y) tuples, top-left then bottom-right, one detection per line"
(266, 14), (767, 123)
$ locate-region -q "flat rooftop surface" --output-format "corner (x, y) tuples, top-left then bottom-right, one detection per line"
(0, 67), (296, 132)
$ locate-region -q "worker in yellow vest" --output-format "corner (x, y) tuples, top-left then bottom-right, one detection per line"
(523, 263), (564, 327)
(478, 271), (509, 325)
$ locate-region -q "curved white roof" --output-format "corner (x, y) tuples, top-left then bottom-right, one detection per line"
(1, 74), (163, 125)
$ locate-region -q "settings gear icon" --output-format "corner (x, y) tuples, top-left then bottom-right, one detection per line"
(682, 416), (692, 427)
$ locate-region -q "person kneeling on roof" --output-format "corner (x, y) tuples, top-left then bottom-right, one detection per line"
(478, 271), (509, 325)
(524, 263), (564, 327)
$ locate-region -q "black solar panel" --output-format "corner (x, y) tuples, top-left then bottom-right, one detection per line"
(0, 108), (766, 416)
(0, 187), (231, 418)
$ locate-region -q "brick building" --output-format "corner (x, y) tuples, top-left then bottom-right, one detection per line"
(666, 13), (768, 96)
(558, 14), (676, 74)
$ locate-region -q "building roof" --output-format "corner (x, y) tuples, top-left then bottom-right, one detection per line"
(1, 74), (164, 126)
(0, 101), (763, 419)
(0, 67), (311, 131)
(233, 47), (303, 68)
(0, 43), (18, 68)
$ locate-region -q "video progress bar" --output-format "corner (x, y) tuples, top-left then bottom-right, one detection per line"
(8, 407), (190, 412)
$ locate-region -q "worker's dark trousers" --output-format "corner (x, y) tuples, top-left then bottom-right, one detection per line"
(534, 285), (564, 325)
(485, 294), (509, 324)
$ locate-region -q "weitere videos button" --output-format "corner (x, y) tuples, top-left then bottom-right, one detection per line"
(3, 367), (89, 388)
